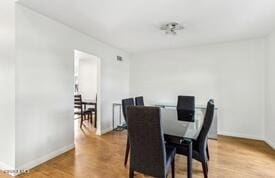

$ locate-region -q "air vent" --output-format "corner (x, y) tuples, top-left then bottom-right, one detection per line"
(117, 56), (123, 61)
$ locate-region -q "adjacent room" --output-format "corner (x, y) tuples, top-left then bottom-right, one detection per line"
(0, 0), (275, 178)
(74, 50), (99, 132)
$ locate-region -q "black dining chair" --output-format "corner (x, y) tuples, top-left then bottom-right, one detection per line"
(135, 96), (144, 106)
(177, 96), (195, 122)
(127, 106), (176, 178)
(177, 96), (211, 160)
(74, 94), (92, 128)
(167, 100), (215, 178)
(87, 94), (97, 128)
(122, 98), (135, 166)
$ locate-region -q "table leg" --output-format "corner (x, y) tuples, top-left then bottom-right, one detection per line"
(94, 109), (97, 128)
(112, 104), (115, 130)
(187, 140), (193, 178)
(119, 105), (122, 126)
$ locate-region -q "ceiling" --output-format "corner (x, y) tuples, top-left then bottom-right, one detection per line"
(18, 0), (275, 53)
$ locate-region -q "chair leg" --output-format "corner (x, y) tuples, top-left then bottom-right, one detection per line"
(206, 143), (210, 161)
(90, 112), (93, 124)
(171, 159), (175, 178)
(129, 168), (134, 178)
(90, 113), (93, 124)
(80, 115), (84, 128)
(201, 161), (208, 178)
(124, 138), (130, 166)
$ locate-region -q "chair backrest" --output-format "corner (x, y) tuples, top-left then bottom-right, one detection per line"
(74, 94), (82, 109)
(127, 106), (166, 177)
(197, 100), (215, 153)
(135, 96), (144, 106)
(121, 98), (135, 123)
(177, 95), (195, 122)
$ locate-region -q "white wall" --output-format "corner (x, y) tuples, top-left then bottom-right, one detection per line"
(1, 1), (272, 173)
(265, 31), (275, 149)
(130, 39), (266, 140)
(78, 58), (97, 100)
(15, 4), (129, 169)
(0, 0), (15, 169)
(77, 55), (98, 100)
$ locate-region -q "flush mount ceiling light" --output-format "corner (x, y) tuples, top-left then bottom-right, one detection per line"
(160, 22), (184, 35)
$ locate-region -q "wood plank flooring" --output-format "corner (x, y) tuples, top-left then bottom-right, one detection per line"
(1, 120), (275, 178)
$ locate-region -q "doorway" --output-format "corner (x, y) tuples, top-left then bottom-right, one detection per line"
(74, 50), (101, 136)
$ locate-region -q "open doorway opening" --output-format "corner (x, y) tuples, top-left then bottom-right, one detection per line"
(74, 50), (101, 136)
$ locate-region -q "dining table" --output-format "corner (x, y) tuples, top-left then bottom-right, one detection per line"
(112, 101), (206, 178)
(159, 106), (205, 178)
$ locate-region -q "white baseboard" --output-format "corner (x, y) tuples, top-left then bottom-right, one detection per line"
(96, 129), (101, 136)
(13, 144), (75, 176)
(0, 161), (14, 175)
(101, 127), (113, 135)
(218, 131), (264, 141)
(265, 140), (275, 150)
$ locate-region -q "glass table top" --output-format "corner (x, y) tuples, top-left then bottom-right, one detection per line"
(161, 107), (204, 140)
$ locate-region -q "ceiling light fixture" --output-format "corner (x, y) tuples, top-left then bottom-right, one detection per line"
(160, 22), (184, 35)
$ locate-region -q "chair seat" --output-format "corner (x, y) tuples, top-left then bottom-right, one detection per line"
(74, 110), (91, 115)
(167, 140), (203, 162)
(164, 134), (182, 144)
(165, 145), (176, 172)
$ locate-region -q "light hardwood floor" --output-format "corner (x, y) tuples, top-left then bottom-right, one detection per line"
(1, 120), (275, 178)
